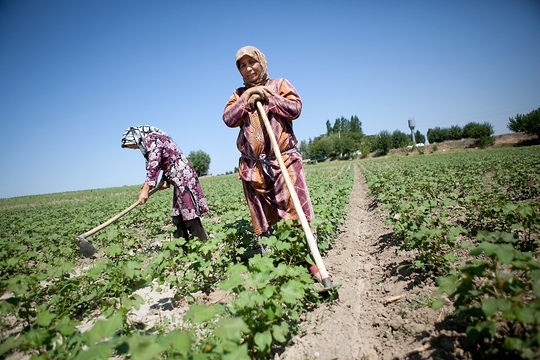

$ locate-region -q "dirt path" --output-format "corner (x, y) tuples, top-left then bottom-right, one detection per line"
(279, 164), (452, 360)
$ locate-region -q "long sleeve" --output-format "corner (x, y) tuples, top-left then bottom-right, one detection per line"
(223, 90), (248, 128)
(266, 78), (302, 121)
(144, 136), (163, 187)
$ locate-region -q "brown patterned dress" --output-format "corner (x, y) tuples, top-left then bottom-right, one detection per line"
(223, 77), (314, 235)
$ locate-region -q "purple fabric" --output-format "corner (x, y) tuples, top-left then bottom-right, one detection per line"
(144, 133), (209, 220)
(223, 78), (314, 235)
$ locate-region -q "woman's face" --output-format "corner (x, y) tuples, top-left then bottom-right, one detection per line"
(237, 55), (262, 84)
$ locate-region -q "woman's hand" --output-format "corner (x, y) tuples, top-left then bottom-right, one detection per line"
(139, 182), (150, 204)
(241, 86), (271, 110)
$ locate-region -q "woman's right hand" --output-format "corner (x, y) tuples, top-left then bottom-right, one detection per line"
(241, 86), (269, 110)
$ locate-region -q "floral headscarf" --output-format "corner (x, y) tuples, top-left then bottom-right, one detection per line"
(121, 125), (169, 158)
(235, 45), (269, 87)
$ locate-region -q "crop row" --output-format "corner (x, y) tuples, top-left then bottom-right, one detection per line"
(0, 162), (353, 359)
(359, 146), (540, 358)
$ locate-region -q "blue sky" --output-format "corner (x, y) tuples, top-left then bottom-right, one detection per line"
(1, 0), (539, 198)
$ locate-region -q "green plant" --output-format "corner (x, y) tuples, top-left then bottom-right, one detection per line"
(435, 231), (540, 359)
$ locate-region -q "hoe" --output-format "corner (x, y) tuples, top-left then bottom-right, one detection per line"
(75, 180), (164, 257)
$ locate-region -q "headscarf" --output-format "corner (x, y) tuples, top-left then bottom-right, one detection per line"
(121, 125), (169, 158)
(235, 45), (268, 87)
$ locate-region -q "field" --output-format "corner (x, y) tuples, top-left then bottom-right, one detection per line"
(1, 140), (539, 359)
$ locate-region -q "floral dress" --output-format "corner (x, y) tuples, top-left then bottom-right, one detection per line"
(144, 133), (209, 221)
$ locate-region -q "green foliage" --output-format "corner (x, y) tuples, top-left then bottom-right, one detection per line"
(375, 130), (392, 155)
(427, 122), (494, 144)
(391, 129), (412, 149)
(187, 150), (211, 176)
(436, 231), (540, 358)
(463, 122), (494, 139)
(0, 163), (352, 359)
(361, 146), (539, 358)
(508, 107), (540, 137)
(308, 115), (364, 159)
(414, 130), (426, 144)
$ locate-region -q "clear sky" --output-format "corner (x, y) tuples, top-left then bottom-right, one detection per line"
(1, 0), (539, 198)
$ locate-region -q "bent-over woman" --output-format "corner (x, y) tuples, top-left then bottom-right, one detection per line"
(121, 125), (208, 241)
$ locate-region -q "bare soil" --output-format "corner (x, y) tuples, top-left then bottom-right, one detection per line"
(278, 164), (460, 360)
(277, 133), (539, 360)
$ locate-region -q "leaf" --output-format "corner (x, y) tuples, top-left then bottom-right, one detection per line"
(120, 294), (144, 311)
(222, 343), (250, 360)
(161, 330), (192, 354)
(36, 309), (55, 327)
(482, 298), (511, 317)
(254, 330), (272, 352)
(272, 322), (290, 343)
(0, 336), (16, 356)
(494, 244), (515, 264)
(74, 342), (115, 360)
(280, 280), (305, 304)
(512, 306), (536, 324)
(214, 317), (249, 342)
(183, 304), (222, 324)
(84, 313), (123, 344)
(128, 335), (165, 360)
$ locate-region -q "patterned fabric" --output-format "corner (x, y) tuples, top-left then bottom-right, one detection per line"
(144, 133), (209, 220)
(121, 125), (168, 158)
(223, 76), (314, 235)
(122, 126), (209, 221)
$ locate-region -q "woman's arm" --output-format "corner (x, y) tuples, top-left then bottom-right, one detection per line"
(223, 90), (249, 127)
(266, 78), (302, 120)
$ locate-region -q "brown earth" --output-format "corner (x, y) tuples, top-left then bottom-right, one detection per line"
(278, 163), (456, 360)
(277, 133), (538, 360)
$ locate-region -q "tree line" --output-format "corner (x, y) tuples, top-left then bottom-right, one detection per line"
(298, 106), (539, 160)
(192, 106), (539, 174)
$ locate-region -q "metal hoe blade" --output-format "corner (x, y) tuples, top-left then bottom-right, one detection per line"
(76, 236), (97, 257)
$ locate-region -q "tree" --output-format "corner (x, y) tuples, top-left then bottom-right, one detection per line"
(360, 135), (378, 157)
(325, 120), (332, 136)
(414, 130), (426, 144)
(448, 125), (463, 140)
(427, 127), (446, 143)
(376, 130), (393, 155)
(187, 150), (211, 176)
(308, 135), (335, 159)
(508, 107), (540, 137)
(391, 130), (411, 149)
(298, 140), (309, 158)
(463, 122), (493, 139)
(335, 133), (357, 158)
(349, 115), (363, 134)
(427, 125), (463, 143)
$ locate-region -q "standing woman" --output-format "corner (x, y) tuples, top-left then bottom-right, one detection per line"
(121, 125), (209, 241)
(222, 45), (315, 250)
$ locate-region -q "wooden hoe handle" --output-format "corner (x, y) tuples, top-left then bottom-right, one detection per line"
(78, 180), (164, 239)
(256, 102), (333, 289)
